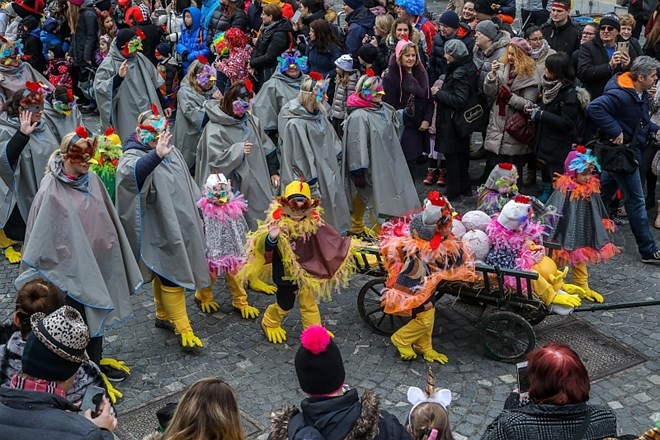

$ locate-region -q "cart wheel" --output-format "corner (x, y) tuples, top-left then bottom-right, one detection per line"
(357, 278), (411, 336)
(479, 311), (536, 363)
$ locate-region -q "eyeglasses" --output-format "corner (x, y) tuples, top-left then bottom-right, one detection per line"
(600, 26), (616, 31)
(528, 37), (544, 42)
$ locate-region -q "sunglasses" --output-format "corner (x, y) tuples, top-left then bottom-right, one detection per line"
(600, 26), (616, 31)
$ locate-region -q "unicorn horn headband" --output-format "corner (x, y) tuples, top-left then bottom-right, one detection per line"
(407, 367), (452, 424)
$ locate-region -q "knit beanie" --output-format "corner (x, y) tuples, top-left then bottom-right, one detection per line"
(475, 20), (498, 41)
(599, 13), (620, 31)
(68, 0), (84, 7)
(358, 44), (378, 64)
(116, 28), (137, 50)
(444, 39), (468, 59)
(155, 42), (171, 56)
(439, 11), (459, 29)
(343, 0), (363, 10)
(294, 326), (345, 396)
(509, 37), (532, 55)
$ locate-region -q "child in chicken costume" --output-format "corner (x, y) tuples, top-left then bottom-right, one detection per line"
(194, 173), (259, 319)
(545, 146), (619, 303)
(379, 192), (476, 364)
(239, 179), (358, 344)
(89, 128), (122, 202)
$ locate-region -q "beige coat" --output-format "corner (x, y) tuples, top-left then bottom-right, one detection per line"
(483, 65), (540, 156)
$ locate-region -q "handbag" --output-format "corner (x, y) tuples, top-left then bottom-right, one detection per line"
(452, 92), (489, 138)
(504, 110), (535, 144)
(591, 120), (641, 175)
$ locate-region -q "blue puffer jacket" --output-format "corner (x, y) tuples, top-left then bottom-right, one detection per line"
(40, 31), (69, 60)
(200, 0), (220, 29)
(176, 7), (211, 74)
(305, 43), (342, 77)
(587, 72), (660, 161)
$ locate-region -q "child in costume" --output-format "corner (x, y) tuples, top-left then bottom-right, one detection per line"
(545, 146), (619, 302)
(239, 179), (358, 344)
(194, 173), (259, 319)
(380, 192), (476, 363)
(42, 85), (83, 144)
(407, 368), (455, 440)
(90, 128), (123, 202)
(213, 28), (252, 92)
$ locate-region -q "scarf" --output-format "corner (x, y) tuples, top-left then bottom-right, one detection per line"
(49, 154), (92, 193)
(541, 76), (563, 105)
(10, 374), (67, 399)
(531, 40), (550, 61)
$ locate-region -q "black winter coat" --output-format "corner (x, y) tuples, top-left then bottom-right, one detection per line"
(433, 55), (479, 154)
(70, 7), (98, 66)
(246, 1), (262, 32)
(428, 23), (475, 84)
(577, 35), (640, 99)
(21, 32), (47, 74)
(250, 19), (293, 85)
(534, 82), (580, 165)
(207, 5), (249, 45)
(136, 22), (163, 66)
(541, 19), (581, 56)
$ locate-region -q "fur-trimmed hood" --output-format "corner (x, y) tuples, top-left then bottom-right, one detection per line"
(576, 86), (591, 110)
(269, 389), (382, 440)
(483, 30), (511, 58)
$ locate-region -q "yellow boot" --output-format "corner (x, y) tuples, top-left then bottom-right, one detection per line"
(411, 308), (448, 364)
(152, 278), (171, 329)
(391, 310), (433, 361)
(228, 274), (259, 319)
(350, 194), (367, 235)
(194, 282), (219, 314)
(0, 229), (16, 248)
(571, 263), (604, 303)
(160, 285), (203, 348)
(298, 288), (321, 329)
(261, 303), (289, 344)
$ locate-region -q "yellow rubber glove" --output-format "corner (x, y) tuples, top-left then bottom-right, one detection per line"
(239, 304), (260, 319)
(327, 329), (335, 339)
(263, 326), (287, 344)
(551, 293), (582, 308)
(562, 283), (586, 297)
(423, 349), (449, 364)
(195, 288), (220, 314)
(249, 276), (277, 295)
(395, 345), (417, 361)
(101, 374), (123, 404)
(4, 247), (21, 264)
(181, 330), (203, 348)
(580, 288), (604, 303)
(99, 358), (131, 375)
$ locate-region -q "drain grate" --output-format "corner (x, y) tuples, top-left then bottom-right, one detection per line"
(115, 390), (263, 440)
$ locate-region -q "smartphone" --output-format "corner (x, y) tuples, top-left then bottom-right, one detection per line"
(617, 41), (629, 54)
(80, 386), (105, 418)
(292, 10), (302, 23)
(516, 361), (530, 394)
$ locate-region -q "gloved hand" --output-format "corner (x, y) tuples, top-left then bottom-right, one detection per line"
(99, 358), (131, 375)
(352, 173), (367, 188)
(195, 288), (220, 314)
(498, 86), (513, 103)
(4, 247), (21, 264)
(263, 325), (287, 344)
(199, 299), (220, 313)
(395, 345), (417, 361)
(101, 374), (123, 404)
(423, 349), (448, 364)
(239, 304), (260, 319)
(248, 276), (277, 294)
(562, 283), (586, 297)
(551, 292), (582, 308)
(180, 330), (203, 348)
(568, 285), (604, 303)
(529, 107), (543, 122)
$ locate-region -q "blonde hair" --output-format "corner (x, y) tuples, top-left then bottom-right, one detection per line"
(375, 14), (394, 35)
(163, 378), (245, 440)
(298, 76), (327, 114)
(66, 4), (81, 34)
(47, 132), (77, 170)
(397, 42), (420, 67)
(619, 13), (636, 28)
(409, 403), (454, 440)
(501, 44), (536, 77)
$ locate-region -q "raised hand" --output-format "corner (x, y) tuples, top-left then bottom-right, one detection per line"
(156, 130), (174, 157)
(19, 110), (38, 136)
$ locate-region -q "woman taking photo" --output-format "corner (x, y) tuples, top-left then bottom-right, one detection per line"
(528, 53), (579, 203)
(382, 39), (433, 181)
(483, 37), (540, 186)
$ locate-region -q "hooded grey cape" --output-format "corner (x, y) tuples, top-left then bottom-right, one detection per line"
(0, 114), (58, 227)
(174, 77), (214, 169)
(195, 100), (276, 230)
(116, 141), (211, 290)
(94, 45), (164, 142)
(42, 103), (84, 144)
(16, 156), (142, 337)
(278, 99), (351, 233)
(342, 103), (420, 220)
(0, 62), (52, 108)
(252, 71), (307, 132)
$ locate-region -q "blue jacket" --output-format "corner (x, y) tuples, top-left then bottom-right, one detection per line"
(200, 0), (220, 30)
(345, 7), (375, 63)
(305, 43), (342, 77)
(176, 7), (211, 73)
(40, 31), (69, 59)
(587, 72), (660, 160)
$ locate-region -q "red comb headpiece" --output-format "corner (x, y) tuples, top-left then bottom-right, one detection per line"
(197, 55), (208, 64)
(366, 68), (375, 77)
(309, 71), (323, 81)
(427, 191), (446, 207)
(514, 195), (530, 204)
(136, 29), (146, 40)
(151, 103), (159, 116)
(25, 81), (41, 92)
(75, 126), (90, 138)
(67, 89), (74, 102)
(498, 162), (513, 170)
(104, 127), (115, 136)
(244, 79), (253, 94)
(575, 145), (586, 154)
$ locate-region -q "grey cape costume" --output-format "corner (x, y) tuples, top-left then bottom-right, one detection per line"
(174, 77), (214, 169)
(42, 103), (83, 144)
(195, 100), (276, 230)
(278, 99), (351, 233)
(0, 62), (51, 108)
(0, 114), (58, 227)
(16, 155), (142, 337)
(116, 135), (211, 290)
(252, 71), (307, 132)
(94, 44), (164, 142)
(342, 102), (421, 219)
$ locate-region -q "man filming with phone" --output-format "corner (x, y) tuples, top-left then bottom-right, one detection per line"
(0, 306), (117, 439)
